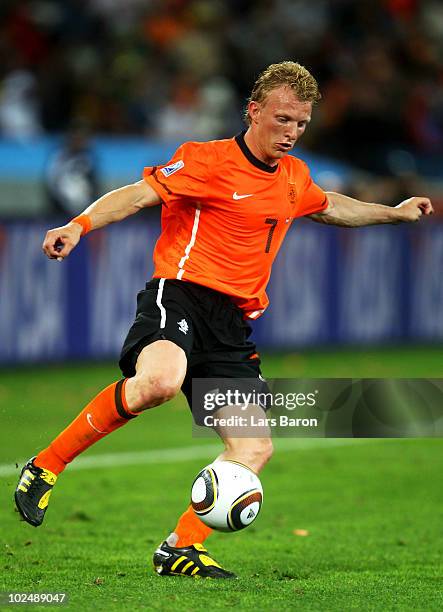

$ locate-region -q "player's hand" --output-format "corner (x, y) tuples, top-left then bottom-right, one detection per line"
(394, 197), (434, 222)
(42, 222), (83, 261)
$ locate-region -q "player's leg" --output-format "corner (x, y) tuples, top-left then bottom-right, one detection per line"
(165, 434), (272, 545)
(168, 405), (272, 542)
(15, 278), (193, 527)
(215, 433), (274, 474)
(14, 340), (186, 527)
(153, 282), (270, 578)
(124, 341), (186, 410)
(35, 339), (186, 472)
(154, 401), (271, 578)
(153, 404), (272, 579)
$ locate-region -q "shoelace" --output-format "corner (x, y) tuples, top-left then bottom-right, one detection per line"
(22, 465), (43, 494)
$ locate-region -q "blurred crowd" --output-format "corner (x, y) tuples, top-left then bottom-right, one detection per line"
(0, 0), (442, 183)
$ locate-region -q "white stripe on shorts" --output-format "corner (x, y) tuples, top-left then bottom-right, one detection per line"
(156, 278), (166, 329)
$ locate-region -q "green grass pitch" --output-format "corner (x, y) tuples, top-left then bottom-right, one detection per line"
(1, 348), (442, 611)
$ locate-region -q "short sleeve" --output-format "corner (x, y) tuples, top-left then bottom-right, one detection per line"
(143, 141), (214, 205)
(296, 160), (328, 217)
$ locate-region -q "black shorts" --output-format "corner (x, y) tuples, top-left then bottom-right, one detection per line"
(119, 279), (266, 411)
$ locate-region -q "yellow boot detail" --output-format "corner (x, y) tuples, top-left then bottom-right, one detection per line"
(41, 469), (57, 486)
(37, 490), (52, 510)
(181, 561), (194, 574)
(170, 556), (187, 571)
(198, 554), (222, 568)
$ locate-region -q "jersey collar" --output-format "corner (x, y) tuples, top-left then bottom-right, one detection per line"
(235, 130), (278, 174)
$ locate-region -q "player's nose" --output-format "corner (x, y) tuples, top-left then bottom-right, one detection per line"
(285, 127), (298, 143)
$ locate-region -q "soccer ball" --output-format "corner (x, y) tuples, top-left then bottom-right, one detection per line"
(191, 460), (263, 532)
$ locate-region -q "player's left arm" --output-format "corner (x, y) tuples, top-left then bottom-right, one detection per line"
(309, 192), (434, 227)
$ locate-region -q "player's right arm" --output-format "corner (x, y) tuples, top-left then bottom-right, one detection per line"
(42, 180), (161, 260)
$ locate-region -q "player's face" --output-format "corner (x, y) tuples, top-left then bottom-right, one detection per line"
(247, 86), (312, 165)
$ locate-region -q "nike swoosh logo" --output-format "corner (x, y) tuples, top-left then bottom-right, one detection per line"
(233, 192), (254, 200)
(87, 413), (107, 434)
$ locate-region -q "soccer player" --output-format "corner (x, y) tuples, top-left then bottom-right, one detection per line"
(15, 61), (433, 579)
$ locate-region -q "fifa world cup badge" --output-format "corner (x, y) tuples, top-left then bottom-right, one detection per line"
(288, 183), (297, 204)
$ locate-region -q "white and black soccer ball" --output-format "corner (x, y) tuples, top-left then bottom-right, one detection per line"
(191, 460), (263, 532)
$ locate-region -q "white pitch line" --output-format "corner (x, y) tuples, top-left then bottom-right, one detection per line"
(0, 438), (376, 478)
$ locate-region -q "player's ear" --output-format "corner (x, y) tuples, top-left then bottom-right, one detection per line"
(248, 100), (260, 124)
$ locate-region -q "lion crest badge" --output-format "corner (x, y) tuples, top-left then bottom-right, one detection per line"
(288, 183), (297, 204)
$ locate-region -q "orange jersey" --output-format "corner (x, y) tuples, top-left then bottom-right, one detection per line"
(143, 132), (327, 318)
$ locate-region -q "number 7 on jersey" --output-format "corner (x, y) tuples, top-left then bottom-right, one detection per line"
(264, 218), (278, 253)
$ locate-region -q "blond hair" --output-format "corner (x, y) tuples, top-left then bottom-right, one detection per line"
(244, 61), (321, 124)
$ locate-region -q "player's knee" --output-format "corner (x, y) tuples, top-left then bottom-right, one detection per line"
(147, 373), (181, 405)
(131, 372), (181, 410)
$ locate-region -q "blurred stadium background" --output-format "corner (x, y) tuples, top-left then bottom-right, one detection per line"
(1, 2), (442, 608)
(0, 0), (442, 365)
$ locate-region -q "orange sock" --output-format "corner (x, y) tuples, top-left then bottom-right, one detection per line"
(168, 505), (213, 548)
(34, 379), (137, 475)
